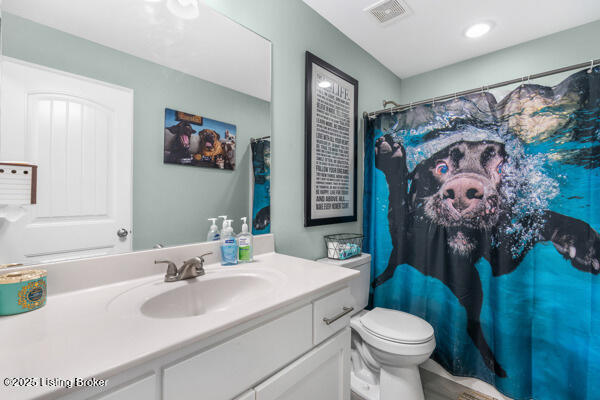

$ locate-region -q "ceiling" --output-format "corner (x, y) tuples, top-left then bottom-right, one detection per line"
(2, 0), (272, 101)
(303, 0), (600, 78)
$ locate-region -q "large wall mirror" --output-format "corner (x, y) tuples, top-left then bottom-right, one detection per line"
(0, 0), (272, 265)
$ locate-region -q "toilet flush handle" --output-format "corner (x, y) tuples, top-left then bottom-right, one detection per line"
(323, 306), (354, 325)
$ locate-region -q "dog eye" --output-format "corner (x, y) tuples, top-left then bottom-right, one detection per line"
(435, 162), (449, 175)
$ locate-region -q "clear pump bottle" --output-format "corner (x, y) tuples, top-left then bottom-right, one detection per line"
(207, 218), (220, 241)
(237, 217), (253, 263)
(218, 215), (228, 232)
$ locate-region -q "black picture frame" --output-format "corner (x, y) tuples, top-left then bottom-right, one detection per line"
(304, 51), (359, 227)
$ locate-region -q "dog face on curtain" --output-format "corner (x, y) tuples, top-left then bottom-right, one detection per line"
(415, 140), (506, 253)
(371, 67), (600, 379)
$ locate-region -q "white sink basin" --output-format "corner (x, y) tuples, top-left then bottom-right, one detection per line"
(107, 267), (285, 319)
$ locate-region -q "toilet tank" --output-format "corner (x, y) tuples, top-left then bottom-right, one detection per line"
(317, 253), (371, 313)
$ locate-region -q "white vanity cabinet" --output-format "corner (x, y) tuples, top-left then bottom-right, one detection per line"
(163, 305), (313, 400)
(94, 375), (155, 400)
(56, 286), (353, 400)
(1, 238), (359, 400)
(160, 288), (352, 400)
(229, 327), (350, 400)
(254, 328), (351, 400)
(234, 391), (256, 400)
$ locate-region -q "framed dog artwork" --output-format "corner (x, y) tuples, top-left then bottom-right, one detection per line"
(163, 108), (236, 170)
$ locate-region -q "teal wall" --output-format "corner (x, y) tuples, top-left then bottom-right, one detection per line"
(397, 20), (600, 103)
(2, 13), (271, 251)
(204, 0), (403, 260)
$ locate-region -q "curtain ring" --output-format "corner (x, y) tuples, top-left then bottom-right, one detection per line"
(588, 60), (595, 74)
(432, 97), (435, 106)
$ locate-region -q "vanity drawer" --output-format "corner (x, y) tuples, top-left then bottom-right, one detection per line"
(96, 374), (155, 400)
(313, 287), (353, 345)
(163, 304), (312, 400)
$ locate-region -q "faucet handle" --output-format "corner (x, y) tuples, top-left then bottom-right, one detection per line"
(155, 260), (178, 282)
(184, 252), (212, 276)
(197, 252), (212, 263)
(184, 253), (212, 266)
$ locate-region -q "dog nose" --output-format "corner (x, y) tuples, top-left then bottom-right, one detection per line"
(443, 178), (484, 213)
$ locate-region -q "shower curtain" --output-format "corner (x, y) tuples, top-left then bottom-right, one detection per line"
(363, 66), (600, 400)
(251, 138), (271, 234)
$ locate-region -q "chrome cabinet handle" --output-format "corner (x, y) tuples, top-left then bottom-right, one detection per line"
(323, 306), (354, 325)
(117, 228), (129, 238)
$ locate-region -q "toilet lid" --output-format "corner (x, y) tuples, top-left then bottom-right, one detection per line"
(359, 308), (434, 344)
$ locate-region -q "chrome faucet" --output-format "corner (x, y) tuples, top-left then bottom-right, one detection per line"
(155, 253), (212, 282)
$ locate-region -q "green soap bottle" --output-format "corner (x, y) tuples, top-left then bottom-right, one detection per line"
(237, 217), (253, 263)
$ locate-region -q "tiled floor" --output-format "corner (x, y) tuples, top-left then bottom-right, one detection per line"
(421, 369), (499, 400)
(351, 368), (499, 400)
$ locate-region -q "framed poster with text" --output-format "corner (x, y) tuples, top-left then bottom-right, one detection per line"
(304, 51), (358, 227)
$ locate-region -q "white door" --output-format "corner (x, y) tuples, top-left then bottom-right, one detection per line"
(255, 328), (351, 400)
(0, 58), (133, 264)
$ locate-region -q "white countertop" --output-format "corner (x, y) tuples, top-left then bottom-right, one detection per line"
(0, 252), (358, 400)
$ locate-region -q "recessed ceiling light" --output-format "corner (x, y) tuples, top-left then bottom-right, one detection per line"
(318, 81), (332, 88)
(465, 22), (492, 39)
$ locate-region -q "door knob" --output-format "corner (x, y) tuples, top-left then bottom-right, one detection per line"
(117, 228), (129, 238)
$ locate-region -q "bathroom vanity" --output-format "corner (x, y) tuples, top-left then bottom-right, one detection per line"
(0, 235), (359, 400)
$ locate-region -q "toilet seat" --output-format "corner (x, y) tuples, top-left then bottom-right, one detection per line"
(351, 310), (436, 357)
(359, 307), (434, 344)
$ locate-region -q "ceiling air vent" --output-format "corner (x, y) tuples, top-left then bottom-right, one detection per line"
(366, 0), (411, 24)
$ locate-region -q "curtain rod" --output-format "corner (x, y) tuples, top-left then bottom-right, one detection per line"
(364, 58), (600, 119)
(250, 135), (270, 142)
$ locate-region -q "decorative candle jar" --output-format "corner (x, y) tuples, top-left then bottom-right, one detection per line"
(0, 269), (47, 316)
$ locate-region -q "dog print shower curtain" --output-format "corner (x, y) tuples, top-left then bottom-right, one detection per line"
(363, 66), (600, 400)
(251, 138), (271, 234)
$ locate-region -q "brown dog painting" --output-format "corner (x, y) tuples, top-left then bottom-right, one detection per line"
(164, 108), (236, 170)
(164, 121), (196, 164)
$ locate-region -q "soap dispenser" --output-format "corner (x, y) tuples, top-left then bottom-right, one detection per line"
(207, 218), (220, 241)
(237, 217), (253, 263)
(219, 215), (228, 233)
(220, 220), (238, 266)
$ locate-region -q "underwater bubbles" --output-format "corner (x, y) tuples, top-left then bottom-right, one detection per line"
(500, 135), (559, 256)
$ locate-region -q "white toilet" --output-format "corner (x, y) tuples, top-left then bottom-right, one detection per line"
(318, 254), (436, 400)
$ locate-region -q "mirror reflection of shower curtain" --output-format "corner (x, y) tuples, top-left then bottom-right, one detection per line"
(363, 66), (600, 400)
(251, 138), (270, 234)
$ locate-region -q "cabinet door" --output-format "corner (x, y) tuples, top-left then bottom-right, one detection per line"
(163, 305), (312, 400)
(255, 328), (350, 400)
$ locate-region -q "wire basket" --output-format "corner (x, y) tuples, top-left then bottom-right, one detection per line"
(324, 233), (364, 260)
